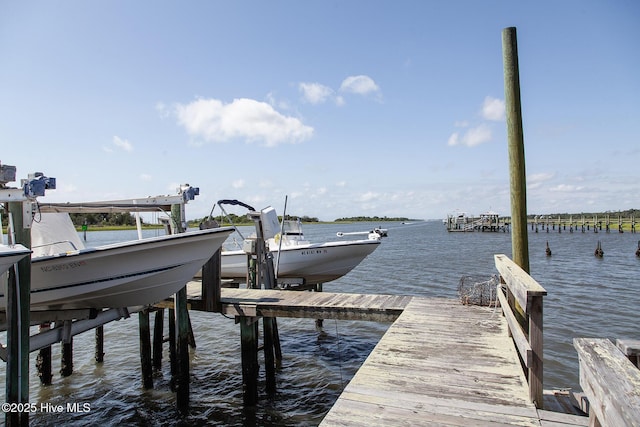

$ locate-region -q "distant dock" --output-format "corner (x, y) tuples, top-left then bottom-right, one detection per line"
(445, 213), (637, 233)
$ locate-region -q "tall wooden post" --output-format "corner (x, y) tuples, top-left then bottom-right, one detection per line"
(6, 202), (31, 427)
(502, 27), (530, 273)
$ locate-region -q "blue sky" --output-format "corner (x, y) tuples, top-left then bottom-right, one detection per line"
(1, 1), (638, 221)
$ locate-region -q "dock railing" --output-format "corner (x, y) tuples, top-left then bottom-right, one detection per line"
(573, 338), (640, 426)
(494, 254), (547, 409)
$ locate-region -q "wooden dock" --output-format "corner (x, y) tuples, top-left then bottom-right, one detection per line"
(320, 296), (587, 426)
(217, 287), (412, 322)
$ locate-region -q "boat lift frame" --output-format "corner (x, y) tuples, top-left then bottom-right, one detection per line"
(1, 162), (202, 423)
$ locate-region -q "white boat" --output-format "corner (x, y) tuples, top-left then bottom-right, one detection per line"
(0, 244), (31, 276)
(220, 206), (381, 286)
(1, 214), (234, 311)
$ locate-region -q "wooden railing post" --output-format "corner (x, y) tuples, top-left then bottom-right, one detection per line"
(494, 254), (546, 409)
(528, 295), (543, 408)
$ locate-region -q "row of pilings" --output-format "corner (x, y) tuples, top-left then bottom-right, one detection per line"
(530, 215), (637, 234)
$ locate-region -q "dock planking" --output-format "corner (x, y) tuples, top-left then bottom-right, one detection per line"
(180, 282), (412, 322)
(174, 281), (587, 425)
(320, 297), (587, 426)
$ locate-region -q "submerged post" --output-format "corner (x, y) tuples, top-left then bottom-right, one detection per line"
(502, 27), (530, 273)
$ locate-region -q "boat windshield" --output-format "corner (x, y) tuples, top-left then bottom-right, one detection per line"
(283, 220), (303, 236)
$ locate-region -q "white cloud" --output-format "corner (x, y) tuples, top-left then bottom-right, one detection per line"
(339, 75), (380, 95)
(549, 184), (584, 192)
(174, 98), (314, 147)
(464, 125), (492, 146)
(448, 124), (492, 147)
(358, 191), (379, 202)
(448, 96), (502, 147)
(481, 96), (505, 121)
(528, 172), (555, 183)
(113, 136), (133, 152)
(299, 82), (334, 104)
(232, 179), (245, 189)
(140, 173), (152, 182)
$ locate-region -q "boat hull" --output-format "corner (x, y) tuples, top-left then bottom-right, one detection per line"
(1, 227), (233, 310)
(222, 240), (380, 285)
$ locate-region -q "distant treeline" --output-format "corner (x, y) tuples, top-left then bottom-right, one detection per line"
(199, 213), (320, 226)
(69, 212), (143, 226)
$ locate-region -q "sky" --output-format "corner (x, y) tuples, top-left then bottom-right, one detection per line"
(1, 1), (638, 221)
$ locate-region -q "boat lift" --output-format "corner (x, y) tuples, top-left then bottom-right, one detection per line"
(1, 162), (203, 390)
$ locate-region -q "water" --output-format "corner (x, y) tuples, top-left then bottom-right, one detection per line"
(1, 221), (639, 426)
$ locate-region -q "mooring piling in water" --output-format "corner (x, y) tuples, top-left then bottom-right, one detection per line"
(152, 309), (164, 370)
(60, 335), (73, 377)
(95, 325), (104, 363)
(595, 241), (604, 258)
(138, 310), (153, 390)
(35, 323), (52, 386)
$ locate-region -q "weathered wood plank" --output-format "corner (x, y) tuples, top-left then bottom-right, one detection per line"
(537, 409), (588, 426)
(321, 297), (539, 426)
(494, 254), (546, 311)
(574, 338), (640, 427)
(214, 288), (410, 322)
(497, 284), (532, 367)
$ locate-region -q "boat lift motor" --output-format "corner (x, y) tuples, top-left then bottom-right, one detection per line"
(22, 172), (56, 197)
(0, 165), (56, 229)
(180, 184), (199, 202)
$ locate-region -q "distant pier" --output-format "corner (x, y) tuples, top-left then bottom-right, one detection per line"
(446, 213), (637, 234)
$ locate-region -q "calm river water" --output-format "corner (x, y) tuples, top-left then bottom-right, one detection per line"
(2, 220), (639, 426)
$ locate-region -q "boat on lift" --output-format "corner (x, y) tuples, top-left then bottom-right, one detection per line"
(214, 201), (381, 287)
(1, 213), (234, 311)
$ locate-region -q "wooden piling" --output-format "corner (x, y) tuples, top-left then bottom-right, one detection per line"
(139, 310), (153, 389)
(175, 287), (190, 412)
(202, 249), (222, 312)
(36, 323), (52, 385)
(240, 317), (259, 405)
(6, 202), (31, 427)
(263, 317), (277, 395)
(95, 325), (104, 363)
(502, 27), (530, 273)
(60, 339), (73, 377)
(168, 308), (177, 387)
(152, 309), (164, 370)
